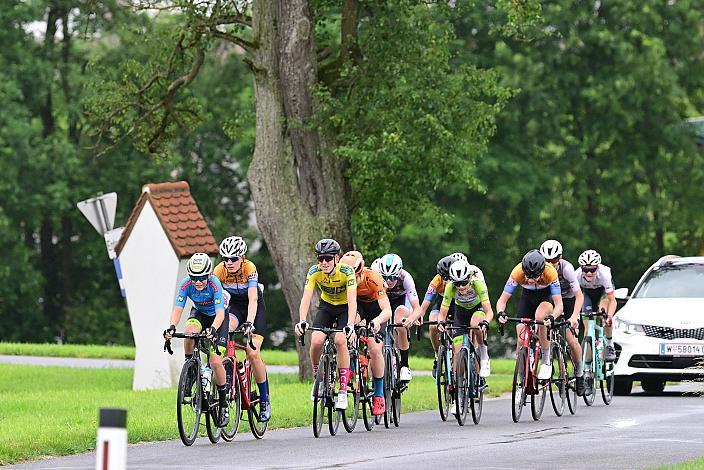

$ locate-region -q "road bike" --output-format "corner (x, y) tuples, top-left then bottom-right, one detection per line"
(221, 328), (268, 440)
(384, 322), (411, 428)
(449, 324), (488, 426)
(164, 332), (225, 446)
(581, 308), (614, 406)
(548, 317), (579, 416)
(499, 315), (550, 422)
(354, 324), (383, 431)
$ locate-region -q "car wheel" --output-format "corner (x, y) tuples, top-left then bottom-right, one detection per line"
(641, 378), (666, 394)
(613, 378), (632, 396)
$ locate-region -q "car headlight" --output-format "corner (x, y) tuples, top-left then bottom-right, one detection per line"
(614, 317), (645, 335)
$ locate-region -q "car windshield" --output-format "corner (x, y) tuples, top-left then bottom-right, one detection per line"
(633, 263), (704, 298)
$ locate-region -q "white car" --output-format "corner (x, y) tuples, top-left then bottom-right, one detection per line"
(613, 255), (704, 395)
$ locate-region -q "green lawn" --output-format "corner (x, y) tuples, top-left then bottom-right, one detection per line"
(654, 457), (704, 469)
(0, 364), (512, 465)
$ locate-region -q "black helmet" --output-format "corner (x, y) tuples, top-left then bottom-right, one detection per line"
(522, 249), (546, 279)
(436, 255), (455, 280)
(315, 238), (341, 255)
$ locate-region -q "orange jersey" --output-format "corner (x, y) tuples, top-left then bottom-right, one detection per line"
(212, 259), (259, 300)
(424, 274), (449, 302)
(356, 268), (387, 303)
(504, 263), (561, 295)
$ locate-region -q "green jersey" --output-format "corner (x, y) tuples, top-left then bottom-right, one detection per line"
(441, 279), (488, 311)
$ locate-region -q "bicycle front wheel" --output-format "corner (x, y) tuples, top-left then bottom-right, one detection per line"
(247, 366), (268, 439)
(360, 357), (375, 431)
(511, 348), (527, 423)
(383, 349), (394, 429)
(177, 359), (202, 446)
(564, 351), (578, 415)
(205, 377), (222, 444)
(601, 361), (614, 405)
(221, 362), (241, 441)
(469, 350), (484, 425)
(549, 345), (566, 417)
(455, 348), (469, 426)
(392, 348), (402, 427)
(436, 346), (451, 421)
(531, 349), (546, 421)
(581, 338), (596, 406)
(312, 356), (328, 438)
(343, 352), (360, 433)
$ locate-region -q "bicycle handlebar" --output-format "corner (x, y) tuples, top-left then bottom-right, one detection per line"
(497, 315), (547, 337)
(356, 324), (383, 344)
(163, 332), (221, 356)
(230, 327), (257, 351)
(298, 326), (346, 347)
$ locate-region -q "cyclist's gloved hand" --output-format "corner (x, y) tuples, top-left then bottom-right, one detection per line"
(204, 326), (217, 341)
(497, 311), (508, 324)
(544, 315), (554, 328)
(295, 320), (308, 336)
(478, 319), (490, 332)
(369, 320), (379, 334)
(568, 315), (579, 330)
(343, 324), (355, 339)
(437, 321), (446, 333)
(242, 321), (254, 334)
(163, 324), (176, 340)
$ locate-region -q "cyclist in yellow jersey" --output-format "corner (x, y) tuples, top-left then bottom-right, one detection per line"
(497, 249), (564, 381)
(295, 239), (357, 410)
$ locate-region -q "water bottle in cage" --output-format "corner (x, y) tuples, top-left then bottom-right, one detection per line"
(201, 363), (212, 391)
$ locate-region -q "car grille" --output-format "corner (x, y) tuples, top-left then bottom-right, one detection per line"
(642, 325), (704, 340)
(628, 354), (703, 369)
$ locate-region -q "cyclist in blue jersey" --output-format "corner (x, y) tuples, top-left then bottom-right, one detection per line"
(163, 253), (230, 427)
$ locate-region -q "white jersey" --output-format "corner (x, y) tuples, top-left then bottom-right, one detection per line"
(556, 259), (579, 298)
(577, 264), (614, 293)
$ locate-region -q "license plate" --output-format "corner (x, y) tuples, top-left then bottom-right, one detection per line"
(659, 343), (704, 357)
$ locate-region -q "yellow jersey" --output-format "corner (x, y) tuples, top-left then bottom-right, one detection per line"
(305, 262), (357, 305)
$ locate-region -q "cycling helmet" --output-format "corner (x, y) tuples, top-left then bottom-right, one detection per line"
(578, 249), (601, 266)
(187, 253), (213, 277)
(315, 238), (340, 255)
(449, 260), (472, 282)
(539, 239), (563, 259)
(340, 250), (364, 273)
(522, 249), (546, 279)
(436, 255), (455, 280)
(219, 236), (247, 258)
(370, 258), (382, 273)
(449, 252), (468, 263)
(379, 253), (403, 277)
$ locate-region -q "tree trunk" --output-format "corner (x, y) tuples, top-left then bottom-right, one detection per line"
(248, 0), (352, 379)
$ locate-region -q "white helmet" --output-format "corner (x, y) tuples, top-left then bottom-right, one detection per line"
(539, 239), (563, 259)
(187, 253), (213, 277)
(370, 258), (382, 273)
(578, 249), (602, 266)
(449, 260), (472, 282)
(449, 252), (468, 263)
(219, 236), (247, 258)
(379, 253), (403, 277)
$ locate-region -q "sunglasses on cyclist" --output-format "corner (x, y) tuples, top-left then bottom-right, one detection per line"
(317, 255), (335, 263)
(454, 280), (470, 287)
(582, 266), (598, 273)
(190, 274), (209, 282)
(383, 275), (398, 281)
(223, 256), (240, 263)
(547, 256), (561, 264)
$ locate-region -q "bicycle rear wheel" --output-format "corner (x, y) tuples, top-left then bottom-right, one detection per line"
(455, 348), (469, 426)
(469, 350), (484, 425)
(564, 351), (578, 415)
(247, 366), (268, 439)
(177, 359), (202, 446)
(436, 346), (451, 421)
(343, 352), (360, 433)
(328, 362), (341, 436)
(312, 356), (327, 438)
(221, 362), (241, 441)
(549, 345), (566, 417)
(601, 361), (614, 405)
(205, 378), (222, 443)
(360, 358), (375, 431)
(511, 348), (527, 423)
(581, 338), (596, 406)
(392, 348), (402, 427)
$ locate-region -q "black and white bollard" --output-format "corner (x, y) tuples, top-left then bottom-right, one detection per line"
(95, 408), (127, 470)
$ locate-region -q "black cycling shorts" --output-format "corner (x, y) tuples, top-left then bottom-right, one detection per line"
(518, 287), (553, 319)
(228, 289), (267, 338)
(452, 304), (485, 339)
(562, 296), (576, 318)
(357, 300), (387, 336)
(313, 299), (349, 329)
(583, 287), (606, 313)
(186, 309), (229, 353)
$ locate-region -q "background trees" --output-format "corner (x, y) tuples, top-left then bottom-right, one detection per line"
(1, 0), (702, 357)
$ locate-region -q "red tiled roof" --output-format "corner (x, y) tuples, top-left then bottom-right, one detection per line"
(115, 181), (218, 258)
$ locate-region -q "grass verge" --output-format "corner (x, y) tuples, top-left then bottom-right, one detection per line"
(653, 457), (704, 469)
(0, 364), (512, 465)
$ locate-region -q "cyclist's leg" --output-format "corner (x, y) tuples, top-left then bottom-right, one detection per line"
(360, 302), (386, 413)
(451, 307), (471, 371)
(184, 308), (203, 357)
(311, 301), (338, 375)
(534, 289), (554, 379)
(598, 292), (616, 360)
(203, 313), (230, 425)
(393, 301), (411, 364)
(516, 290), (538, 353)
(469, 308), (490, 376)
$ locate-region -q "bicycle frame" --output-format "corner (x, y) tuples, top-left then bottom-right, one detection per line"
(225, 331), (258, 410)
(581, 309), (613, 381)
(501, 317), (548, 394)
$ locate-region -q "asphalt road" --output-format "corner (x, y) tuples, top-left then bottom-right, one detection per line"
(10, 386), (704, 470)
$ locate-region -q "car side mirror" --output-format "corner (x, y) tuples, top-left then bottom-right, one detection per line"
(614, 287), (629, 300)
